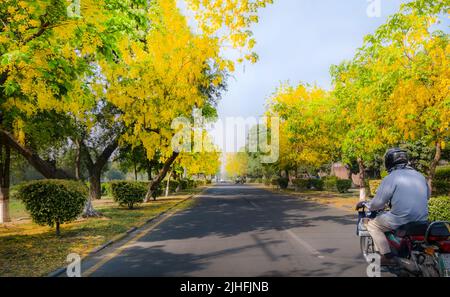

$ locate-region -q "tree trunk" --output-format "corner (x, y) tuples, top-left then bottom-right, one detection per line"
(89, 171), (102, 200)
(144, 152), (179, 202)
(427, 141), (442, 192)
(165, 169), (173, 197)
(0, 134), (11, 223)
(134, 161), (138, 181)
(80, 138), (119, 217)
(56, 221), (60, 236)
(357, 158), (368, 201)
(75, 140), (81, 180)
(147, 164), (152, 181)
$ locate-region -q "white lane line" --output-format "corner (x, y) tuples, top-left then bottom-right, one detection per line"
(249, 200), (261, 210)
(284, 229), (324, 259)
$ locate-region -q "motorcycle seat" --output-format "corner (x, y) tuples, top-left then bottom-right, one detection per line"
(395, 221), (429, 237)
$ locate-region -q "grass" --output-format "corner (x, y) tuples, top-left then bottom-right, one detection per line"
(0, 188), (202, 277)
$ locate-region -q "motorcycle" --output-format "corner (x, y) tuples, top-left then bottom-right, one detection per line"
(357, 203), (450, 277)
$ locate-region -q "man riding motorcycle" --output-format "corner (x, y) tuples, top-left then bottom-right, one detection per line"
(356, 148), (430, 266)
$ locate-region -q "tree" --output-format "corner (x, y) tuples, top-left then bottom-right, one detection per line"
(0, 0), (150, 220)
(266, 83), (341, 178)
(225, 153), (248, 179)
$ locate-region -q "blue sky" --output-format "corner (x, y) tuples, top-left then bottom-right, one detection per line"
(217, 0), (409, 119)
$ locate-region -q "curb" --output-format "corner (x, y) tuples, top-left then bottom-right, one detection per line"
(47, 191), (203, 277)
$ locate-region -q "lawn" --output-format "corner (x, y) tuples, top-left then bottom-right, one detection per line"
(0, 189), (201, 277)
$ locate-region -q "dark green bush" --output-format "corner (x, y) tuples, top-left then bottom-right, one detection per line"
(110, 181), (147, 209)
(323, 176), (338, 191)
(178, 179), (188, 190)
(293, 179), (310, 191)
(277, 177), (289, 189)
(168, 180), (179, 193)
(336, 179), (352, 193)
(15, 180), (88, 235)
(271, 178), (279, 187)
(433, 180), (450, 196)
(101, 183), (112, 196)
(323, 177), (351, 193)
(152, 183), (164, 199)
(310, 179), (324, 191)
(429, 196), (450, 221)
(435, 166), (450, 181)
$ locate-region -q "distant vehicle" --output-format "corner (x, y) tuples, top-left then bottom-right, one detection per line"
(235, 177), (246, 184)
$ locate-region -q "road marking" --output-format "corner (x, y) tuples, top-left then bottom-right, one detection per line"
(83, 209), (180, 277)
(242, 197), (262, 210)
(284, 229), (324, 259)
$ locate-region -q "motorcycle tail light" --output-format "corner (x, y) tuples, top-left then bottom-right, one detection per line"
(439, 241), (450, 253)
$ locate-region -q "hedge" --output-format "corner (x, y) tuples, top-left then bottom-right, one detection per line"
(324, 177), (351, 193)
(310, 179), (324, 191)
(429, 196), (450, 222)
(324, 176), (338, 191)
(435, 166), (450, 181)
(109, 181), (147, 209)
(336, 179), (352, 193)
(433, 180), (450, 196)
(277, 177), (289, 189)
(292, 179), (324, 191)
(15, 180), (88, 235)
(293, 179), (310, 191)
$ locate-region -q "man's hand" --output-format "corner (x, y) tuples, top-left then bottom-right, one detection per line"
(355, 201), (368, 211)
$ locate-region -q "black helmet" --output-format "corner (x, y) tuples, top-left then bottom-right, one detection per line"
(385, 148), (409, 172)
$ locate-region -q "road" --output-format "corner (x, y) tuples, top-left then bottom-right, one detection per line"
(82, 184), (368, 277)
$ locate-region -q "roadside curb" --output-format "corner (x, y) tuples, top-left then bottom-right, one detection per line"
(47, 189), (206, 277)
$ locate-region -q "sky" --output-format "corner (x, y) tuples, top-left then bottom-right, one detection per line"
(178, 0), (447, 174)
(217, 0), (409, 119)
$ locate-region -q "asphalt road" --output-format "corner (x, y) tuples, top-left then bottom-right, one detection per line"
(82, 184), (368, 277)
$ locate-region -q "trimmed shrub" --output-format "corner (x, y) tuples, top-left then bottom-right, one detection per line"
(152, 183), (164, 199)
(324, 176), (338, 192)
(433, 180), (450, 196)
(336, 179), (352, 193)
(271, 178), (279, 187)
(101, 182), (112, 196)
(369, 180), (382, 197)
(429, 196), (450, 222)
(310, 179), (324, 191)
(264, 178), (272, 186)
(435, 166), (450, 181)
(277, 177), (289, 189)
(293, 179), (310, 191)
(179, 179), (188, 190)
(15, 180), (88, 235)
(110, 181), (147, 209)
(168, 180), (179, 193)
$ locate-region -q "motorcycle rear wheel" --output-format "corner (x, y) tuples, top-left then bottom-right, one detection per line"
(360, 236), (376, 263)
